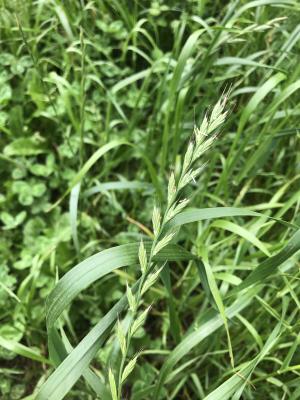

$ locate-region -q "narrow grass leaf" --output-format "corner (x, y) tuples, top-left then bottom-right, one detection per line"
(166, 207), (295, 231)
(231, 228), (300, 295)
(0, 337), (50, 365)
(238, 72), (286, 134)
(154, 287), (259, 397)
(85, 181), (152, 197)
(201, 253), (234, 367)
(211, 219), (270, 256)
(69, 183), (80, 253)
(48, 140), (128, 210)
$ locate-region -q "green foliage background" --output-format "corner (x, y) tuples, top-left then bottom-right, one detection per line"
(0, 0), (300, 399)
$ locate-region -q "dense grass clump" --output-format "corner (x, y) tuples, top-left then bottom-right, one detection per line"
(0, 1), (300, 399)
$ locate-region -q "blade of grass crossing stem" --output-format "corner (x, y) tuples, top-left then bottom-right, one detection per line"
(213, 56), (282, 71)
(230, 228), (300, 296)
(236, 136), (274, 183)
(154, 287), (260, 397)
(61, 328), (111, 399)
(237, 80), (300, 183)
(49, 139), (163, 209)
(166, 208), (261, 230)
(211, 219), (270, 256)
(111, 69), (151, 94)
(87, 75), (128, 122)
(236, 314), (263, 349)
(205, 361), (255, 400)
(237, 72), (286, 135)
(265, 79), (300, 116)
(38, 294), (130, 400)
(273, 24), (300, 70)
(280, 335), (300, 372)
(203, 323), (282, 400)
(48, 140), (128, 210)
(231, 323), (282, 399)
(200, 250), (234, 368)
(48, 328), (109, 399)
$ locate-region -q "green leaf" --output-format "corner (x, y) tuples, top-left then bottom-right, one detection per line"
(166, 207), (294, 231)
(155, 226), (300, 396)
(112, 69), (151, 94)
(211, 219), (270, 256)
(84, 181), (152, 197)
(0, 83), (12, 104)
(214, 56), (283, 71)
(203, 323), (281, 400)
(160, 265), (181, 343)
(4, 137), (47, 157)
(48, 140), (128, 210)
(0, 337), (50, 365)
(231, 0), (296, 23)
(266, 79), (300, 116)
(69, 183), (81, 253)
(230, 228), (300, 295)
(237, 72), (286, 134)
(154, 287), (259, 397)
(161, 29), (204, 169)
(199, 252), (234, 367)
(36, 243), (196, 400)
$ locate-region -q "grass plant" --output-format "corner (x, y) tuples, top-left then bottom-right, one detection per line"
(0, 1), (300, 399)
